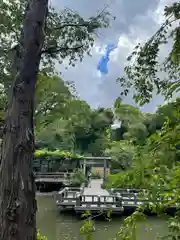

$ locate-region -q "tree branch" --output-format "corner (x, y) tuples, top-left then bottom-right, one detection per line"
(52, 5), (110, 31)
(41, 45), (84, 56)
(54, 22), (90, 30)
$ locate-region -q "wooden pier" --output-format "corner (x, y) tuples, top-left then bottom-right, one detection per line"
(35, 172), (74, 191)
(56, 188), (123, 214)
(55, 179), (177, 215)
(35, 172), (73, 184)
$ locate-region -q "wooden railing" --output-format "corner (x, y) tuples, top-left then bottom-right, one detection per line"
(116, 192), (149, 206)
(55, 186), (84, 203)
(75, 194), (122, 207)
(35, 172), (74, 179)
(56, 188), (178, 210)
(112, 189), (176, 204)
(75, 193), (156, 207)
(56, 190), (148, 207)
(110, 188), (146, 194)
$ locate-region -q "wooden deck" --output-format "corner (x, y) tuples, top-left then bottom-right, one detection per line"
(55, 179), (177, 215)
(55, 179), (125, 214)
(35, 172), (74, 184)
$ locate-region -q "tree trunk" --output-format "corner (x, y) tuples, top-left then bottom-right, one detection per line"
(0, 0), (48, 239)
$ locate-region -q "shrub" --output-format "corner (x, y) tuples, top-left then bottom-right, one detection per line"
(37, 230), (47, 240)
(70, 169), (88, 186)
(91, 171), (101, 179)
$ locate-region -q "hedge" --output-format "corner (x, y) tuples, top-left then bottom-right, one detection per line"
(35, 149), (83, 161)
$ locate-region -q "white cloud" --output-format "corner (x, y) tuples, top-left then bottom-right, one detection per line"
(110, 0), (173, 65)
(153, 0), (173, 24)
(53, 0), (174, 112)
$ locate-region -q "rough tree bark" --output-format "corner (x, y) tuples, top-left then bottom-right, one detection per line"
(0, 0), (48, 239)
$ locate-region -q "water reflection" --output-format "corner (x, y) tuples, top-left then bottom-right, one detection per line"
(37, 195), (168, 240)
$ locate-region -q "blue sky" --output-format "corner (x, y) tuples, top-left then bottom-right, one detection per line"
(51, 0), (173, 112)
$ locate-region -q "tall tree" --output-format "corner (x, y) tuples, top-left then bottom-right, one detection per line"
(0, 0), (110, 94)
(0, 0), (110, 239)
(113, 97), (148, 143)
(0, 0), (48, 239)
(34, 73), (73, 131)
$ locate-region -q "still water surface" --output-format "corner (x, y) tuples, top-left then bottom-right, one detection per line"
(37, 195), (168, 240)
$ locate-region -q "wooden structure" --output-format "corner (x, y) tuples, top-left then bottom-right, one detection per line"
(55, 186), (177, 215)
(75, 194), (123, 213)
(91, 167), (110, 177)
(35, 172), (74, 183)
(35, 172), (74, 191)
(80, 157), (111, 180)
(33, 157), (80, 173)
(55, 187), (123, 214)
(33, 156), (111, 181)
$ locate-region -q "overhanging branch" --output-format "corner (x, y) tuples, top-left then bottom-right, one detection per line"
(54, 22), (90, 30)
(41, 45), (84, 56)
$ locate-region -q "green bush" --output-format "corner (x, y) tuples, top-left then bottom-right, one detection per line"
(33, 149), (84, 172)
(70, 169), (88, 186)
(35, 149), (83, 160)
(91, 171), (101, 179)
(37, 230), (47, 240)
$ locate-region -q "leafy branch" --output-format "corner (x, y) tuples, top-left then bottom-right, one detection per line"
(118, 2), (180, 105)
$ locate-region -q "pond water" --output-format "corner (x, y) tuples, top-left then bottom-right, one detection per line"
(37, 195), (168, 240)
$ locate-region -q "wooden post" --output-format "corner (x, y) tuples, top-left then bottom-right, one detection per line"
(56, 193), (62, 202)
(64, 189), (66, 198)
(76, 195), (81, 206)
(134, 193), (137, 205)
(83, 159), (86, 176)
(103, 159), (107, 180)
(97, 195), (101, 206)
(116, 193), (122, 207)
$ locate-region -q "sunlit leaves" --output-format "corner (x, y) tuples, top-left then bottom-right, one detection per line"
(114, 99), (144, 124)
(80, 214), (95, 240)
(37, 230), (48, 240)
(34, 73), (73, 131)
(105, 140), (136, 171)
(113, 100), (148, 143)
(117, 211), (147, 240)
(105, 99), (180, 240)
(106, 97), (180, 191)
